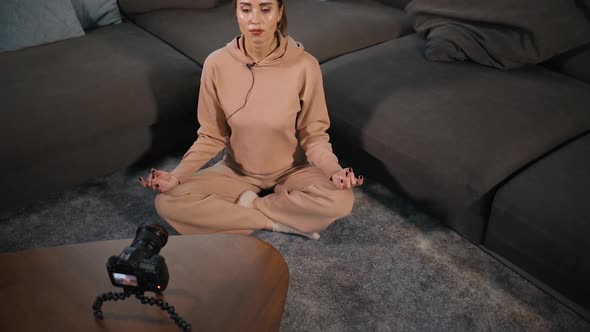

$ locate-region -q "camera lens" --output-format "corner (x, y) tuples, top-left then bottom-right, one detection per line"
(130, 224), (169, 257)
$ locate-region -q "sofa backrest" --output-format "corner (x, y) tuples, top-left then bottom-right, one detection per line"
(118, 0), (230, 16)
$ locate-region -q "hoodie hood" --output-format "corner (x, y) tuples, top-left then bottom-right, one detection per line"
(226, 32), (305, 66)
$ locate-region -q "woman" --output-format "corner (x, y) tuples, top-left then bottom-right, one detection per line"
(139, 0), (363, 239)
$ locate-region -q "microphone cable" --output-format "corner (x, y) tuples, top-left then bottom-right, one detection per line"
(226, 63), (256, 121)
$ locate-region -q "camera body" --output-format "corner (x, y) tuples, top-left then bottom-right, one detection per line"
(106, 224), (170, 293)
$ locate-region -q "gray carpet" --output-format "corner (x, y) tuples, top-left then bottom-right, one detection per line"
(1, 154), (589, 332)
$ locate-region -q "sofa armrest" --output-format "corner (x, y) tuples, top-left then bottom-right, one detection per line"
(118, 0), (229, 16)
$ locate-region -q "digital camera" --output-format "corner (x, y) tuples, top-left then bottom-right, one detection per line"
(106, 224), (170, 293)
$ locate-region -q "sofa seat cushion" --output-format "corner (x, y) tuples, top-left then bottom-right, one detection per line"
(484, 133), (590, 310)
(321, 34), (590, 241)
(132, 0), (412, 65)
(0, 22), (200, 172)
(2, 127), (152, 210)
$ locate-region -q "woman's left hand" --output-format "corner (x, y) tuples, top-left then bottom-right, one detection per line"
(330, 167), (364, 190)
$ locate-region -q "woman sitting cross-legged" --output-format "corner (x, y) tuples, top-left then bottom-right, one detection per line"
(139, 0), (363, 239)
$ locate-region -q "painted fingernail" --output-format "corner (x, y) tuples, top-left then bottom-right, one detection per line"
(345, 172), (349, 176)
(138, 177), (141, 181)
(156, 184), (160, 188)
(151, 169), (155, 174)
(341, 179), (344, 183)
(359, 175), (363, 180)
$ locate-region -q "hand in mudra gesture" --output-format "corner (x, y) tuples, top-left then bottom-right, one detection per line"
(331, 167), (364, 190)
(138, 168), (180, 193)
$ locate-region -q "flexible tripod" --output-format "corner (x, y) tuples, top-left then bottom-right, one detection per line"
(92, 289), (192, 331)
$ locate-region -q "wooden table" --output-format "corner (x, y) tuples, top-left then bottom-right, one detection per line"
(0, 234), (289, 331)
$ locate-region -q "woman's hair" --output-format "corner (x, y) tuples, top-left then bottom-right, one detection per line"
(233, 0), (288, 35)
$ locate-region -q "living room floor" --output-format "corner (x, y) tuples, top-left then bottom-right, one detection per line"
(1, 153), (588, 331)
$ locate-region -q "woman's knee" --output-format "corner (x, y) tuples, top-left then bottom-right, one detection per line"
(330, 188), (355, 218)
(300, 188), (354, 233)
(154, 193), (171, 219)
(306, 184), (355, 219)
(155, 191), (219, 221)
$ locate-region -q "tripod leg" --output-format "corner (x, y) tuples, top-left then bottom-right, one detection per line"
(92, 290), (133, 320)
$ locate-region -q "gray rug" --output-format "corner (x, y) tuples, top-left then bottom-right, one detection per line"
(1, 154), (588, 331)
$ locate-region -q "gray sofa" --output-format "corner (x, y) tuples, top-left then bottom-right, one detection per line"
(323, 32), (590, 315)
(1, 17), (200, 210)
(2, 0), (589, 318)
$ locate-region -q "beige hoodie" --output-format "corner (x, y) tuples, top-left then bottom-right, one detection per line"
(171, 33), (343, 182)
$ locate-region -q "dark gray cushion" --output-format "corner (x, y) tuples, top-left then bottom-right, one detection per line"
(406, 0), (590, 69)
(133, 0), (411, 65)
(71, 0), (122, 30)
(331, 0), (410, 9)
(118, 0), (230, 16)
(0, 0), (85, 52)
(545, 43), (590, 84)
(0, 22), (200, 172)
(132, 4), (238, 66)
(579, 0), (590, 19)
(484, 133), (590, 310)
(376, 0), (411, 9)
(321, 34), (590, 241)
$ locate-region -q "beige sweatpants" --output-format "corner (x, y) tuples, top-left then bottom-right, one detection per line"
(155, 161), (354, 235)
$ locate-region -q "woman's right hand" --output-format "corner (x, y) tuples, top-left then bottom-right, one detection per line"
(138, 168), (180, 193)
(330, 167), (363, 190)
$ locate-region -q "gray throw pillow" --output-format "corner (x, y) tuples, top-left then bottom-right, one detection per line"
(407, 0), (590, 69)
(118, 0), (230, 16)
(70, 0), (122, 30)
(0, 0), (85, 52)
(577, 0), (590, 20)
(544, 43), (590, 84)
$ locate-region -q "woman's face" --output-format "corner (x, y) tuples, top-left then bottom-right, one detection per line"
(236, 0), (283, 46)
